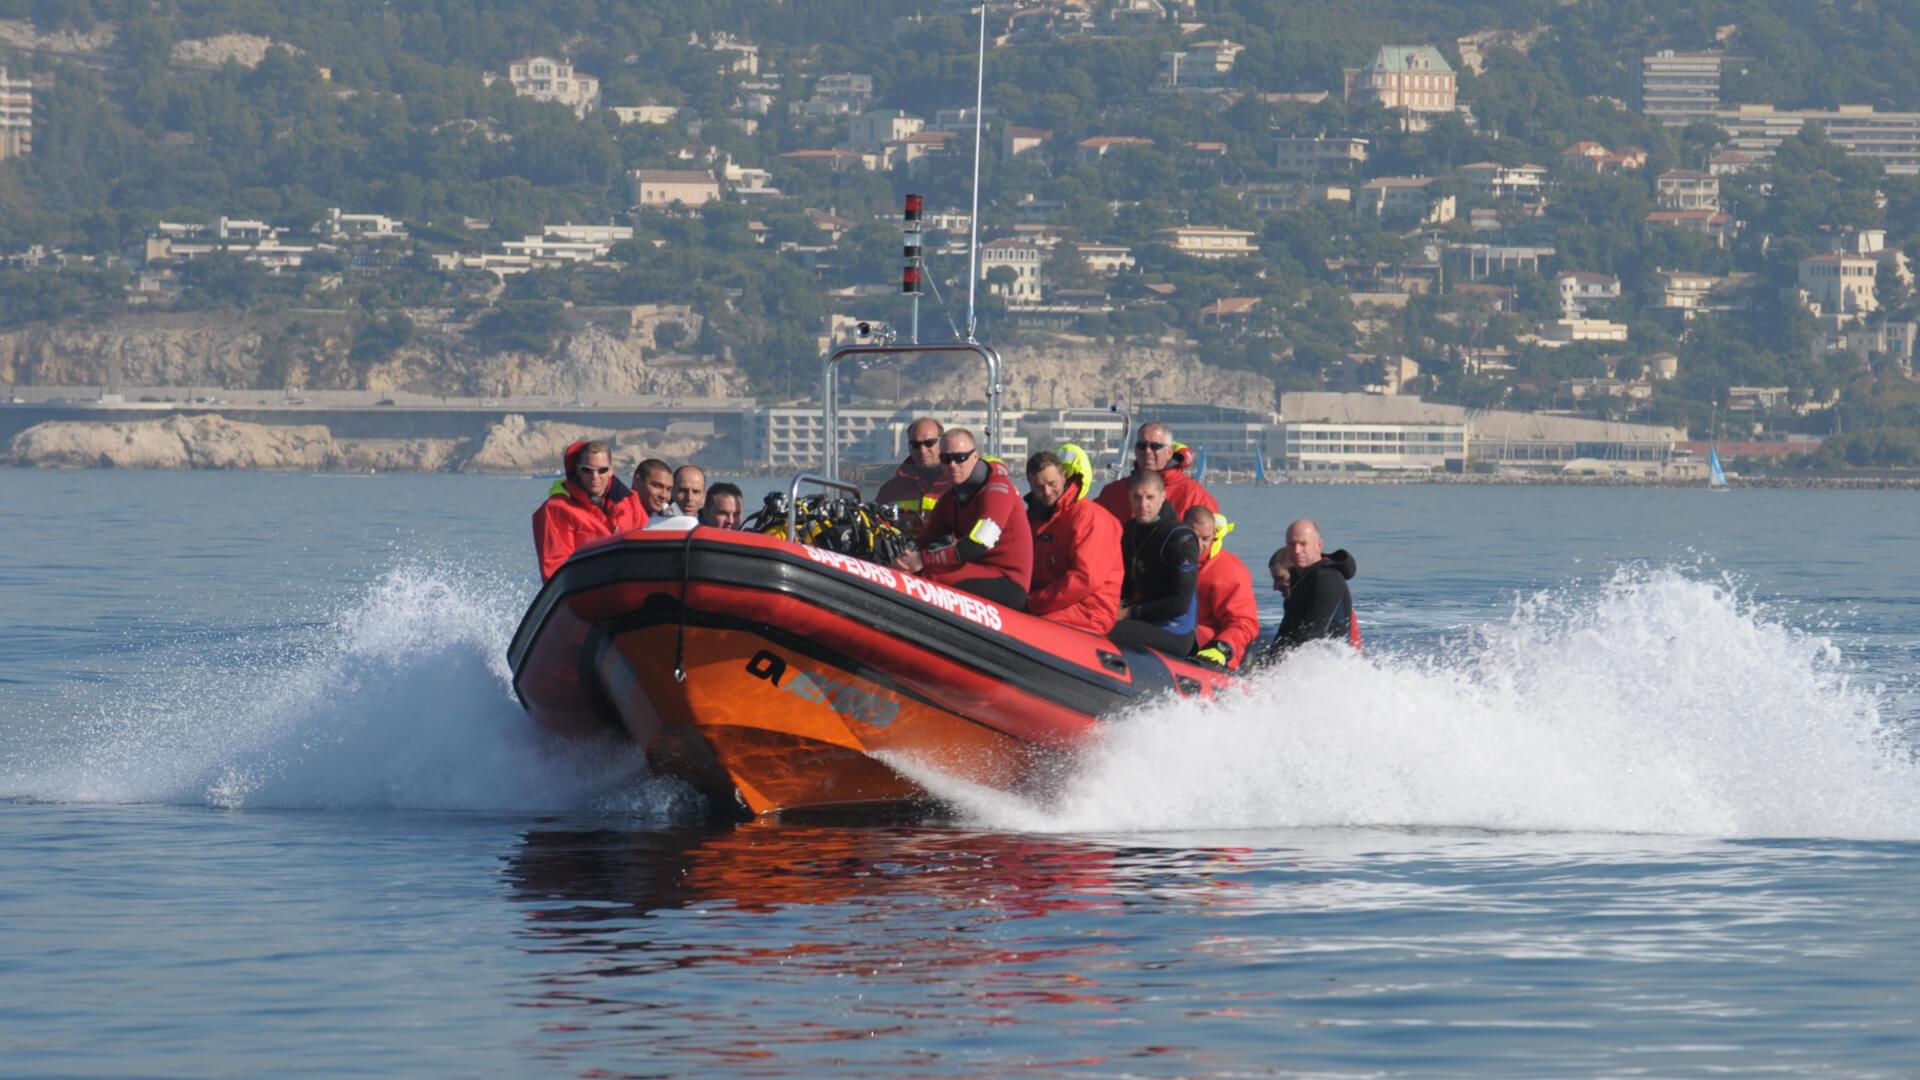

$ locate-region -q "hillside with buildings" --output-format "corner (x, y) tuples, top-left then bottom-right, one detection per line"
(5, 1), (1920, 472)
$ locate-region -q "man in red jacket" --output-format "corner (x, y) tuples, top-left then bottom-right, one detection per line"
(1093, 420), (1219, 522)
(1185, 507), (1260, 669)
(1024, 444), (1122, 635)
(532, 440), (649, 580)
(894, 427), (1033, 610)
(874, 417), (951, 531)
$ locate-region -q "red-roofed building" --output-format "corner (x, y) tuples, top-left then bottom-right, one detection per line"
(1076, 135), (1154, 164)
(1200, 296), (1261, 322)
(1644, 209), (1733, 247)
(1559, 141), (1647, 175)
(1004, 126), (1052, 160)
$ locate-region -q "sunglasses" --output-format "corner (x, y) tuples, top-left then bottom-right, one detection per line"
(939, 449), (976, 465)
(910, 438), (940, 449)
(577, 465), (611, 475)
(1135, 440), (1167, 452)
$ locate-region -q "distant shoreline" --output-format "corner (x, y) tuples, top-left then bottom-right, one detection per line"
(1275, 473), (1920, 490)
(8, 459), (1917, 489)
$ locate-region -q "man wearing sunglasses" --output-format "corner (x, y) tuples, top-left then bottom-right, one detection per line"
(875, 417), (952, 531)
(1093, 421), (1219, 523)
(893, 428), (1033, 610)
(531, 439), (649, 580)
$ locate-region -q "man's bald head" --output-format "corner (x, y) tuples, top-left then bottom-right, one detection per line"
(1283, 519), (1324, 569)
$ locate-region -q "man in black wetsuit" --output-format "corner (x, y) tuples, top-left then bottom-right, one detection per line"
(1259, 518), (1356, 664)
(1109, 469), (1200, 657)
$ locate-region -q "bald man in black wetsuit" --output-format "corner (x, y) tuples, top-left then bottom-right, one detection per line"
(1259, 518), (1355, 664)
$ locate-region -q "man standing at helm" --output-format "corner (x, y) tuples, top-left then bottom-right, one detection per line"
(532, 440), (649, 580)
(1093, 420), (1219, 522)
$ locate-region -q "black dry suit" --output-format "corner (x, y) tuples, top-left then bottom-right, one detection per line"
(1119, 505), (1199, 632)
(1262, 548), (1357, 662)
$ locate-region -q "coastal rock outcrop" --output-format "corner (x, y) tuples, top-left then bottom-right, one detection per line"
(464, 414), (711, 474)
(470, 325), (748, 400)
(170, 33), (301, 69)
(0, 319), (274, 390)
(861, 337), (1276, 412)
(8, 413), (712, 473)
(11, 414), (343, 470)
(0, 315), (750, 402)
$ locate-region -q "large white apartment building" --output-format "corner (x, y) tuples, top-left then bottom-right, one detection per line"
(752, 407), (1025, 471)
(1640, 50), (1724, 126)
(1281, 421), (1468, 472)
(1279, 393), (1682, 475)
(0, 66), (31, 159)
(1714, 104), (1920, 175)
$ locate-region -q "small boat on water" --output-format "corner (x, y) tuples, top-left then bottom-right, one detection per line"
(508, 516), (1237, 817)
(1708, 445), (1729, 490)
(511, 29), (1239, 817)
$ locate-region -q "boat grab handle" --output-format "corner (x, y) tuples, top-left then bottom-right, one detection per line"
(783, 473), (865, 543)
(674, 525), (698, 682)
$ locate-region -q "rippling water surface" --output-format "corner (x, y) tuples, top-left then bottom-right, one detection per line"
(3, 471), (1918, 1077)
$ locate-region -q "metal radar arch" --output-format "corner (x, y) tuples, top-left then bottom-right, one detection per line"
(822, 339), (1004, 483)
(820, 5), (1004, 484)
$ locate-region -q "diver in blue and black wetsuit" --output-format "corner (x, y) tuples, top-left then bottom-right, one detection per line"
(1109, 469), (1201, 657)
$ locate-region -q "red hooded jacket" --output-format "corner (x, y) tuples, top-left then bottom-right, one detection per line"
(1193, 547), (1261, 669)
(1093, 446), (1220, 522)
(919, 458), (1034, 592)
(874, 459), (952, 530)
(532, 441), (650, 580)
(1025, 479), (1123, 635)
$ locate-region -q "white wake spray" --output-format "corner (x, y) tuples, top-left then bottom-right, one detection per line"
(2, 564), (693, 815)
(929, 568), (1920, 839)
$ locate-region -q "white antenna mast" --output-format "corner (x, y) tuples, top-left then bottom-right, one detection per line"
(965, 3), (987, 344)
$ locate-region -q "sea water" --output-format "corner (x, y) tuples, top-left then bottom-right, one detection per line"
(3, 470), (1918, 1078)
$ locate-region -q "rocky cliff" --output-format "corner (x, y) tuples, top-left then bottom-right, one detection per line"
(9, 413), (712, 473)
(0, 315), (750, 400)
(0, 318), (277, 389)
(856, 336), (1276, 412)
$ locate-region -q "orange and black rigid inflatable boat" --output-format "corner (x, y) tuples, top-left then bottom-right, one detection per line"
(509, 525), (1238, 816)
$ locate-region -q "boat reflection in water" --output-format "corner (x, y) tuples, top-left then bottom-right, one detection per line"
(500, 824), (1271, 1071)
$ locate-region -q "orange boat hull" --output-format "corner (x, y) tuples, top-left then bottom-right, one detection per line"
(510, 529), (1233, 816)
